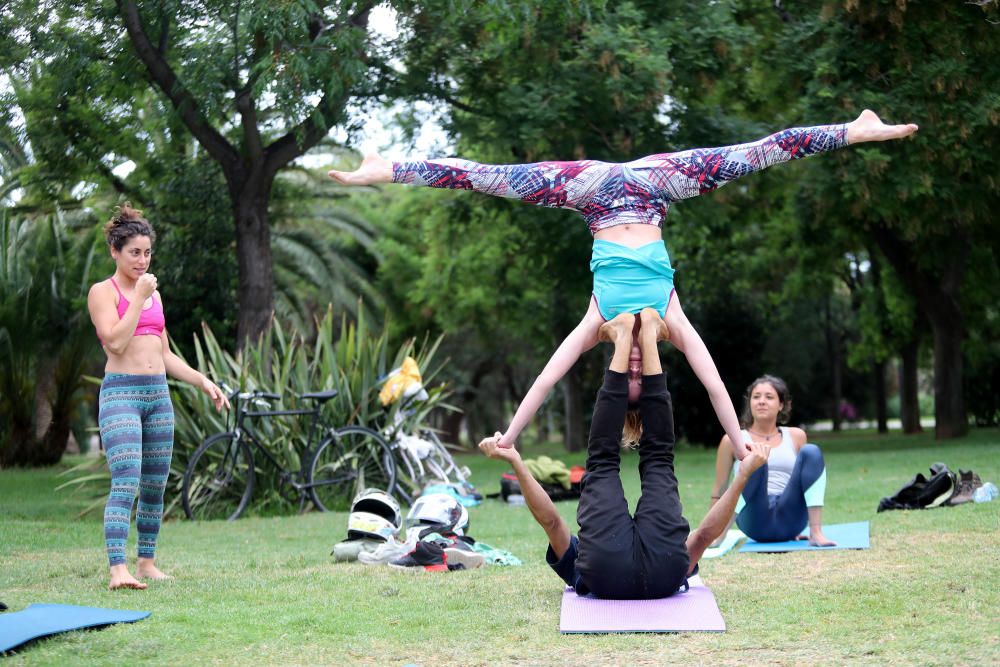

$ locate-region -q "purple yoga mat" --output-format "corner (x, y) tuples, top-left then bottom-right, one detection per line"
(559, 575), (726, 633)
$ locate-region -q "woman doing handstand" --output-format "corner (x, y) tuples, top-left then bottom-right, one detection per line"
(330, 111), (918, 457)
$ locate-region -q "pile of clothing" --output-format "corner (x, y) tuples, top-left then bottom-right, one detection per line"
(877, 463), (985, 512)
(331, 489), (520, 571)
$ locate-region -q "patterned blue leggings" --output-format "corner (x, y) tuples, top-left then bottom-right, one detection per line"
(99, 373), (175, 567)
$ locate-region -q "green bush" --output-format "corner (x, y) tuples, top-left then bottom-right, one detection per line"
(61, 309), (453, 518)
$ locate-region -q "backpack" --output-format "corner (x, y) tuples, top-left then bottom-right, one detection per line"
(877, 463), (956, 512)
(499, 465), (585, 502)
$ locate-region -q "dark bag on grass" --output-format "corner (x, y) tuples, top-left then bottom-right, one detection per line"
(877, 462), (956, 512)
(499, 467), (584, 503)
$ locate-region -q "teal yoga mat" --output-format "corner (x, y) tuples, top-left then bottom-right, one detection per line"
(0, 604), (150, 653)
(701, 528), (745, 559)
(738, 521), (870, 553)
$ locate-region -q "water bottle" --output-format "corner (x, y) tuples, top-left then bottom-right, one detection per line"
(973, 482), (998, 503)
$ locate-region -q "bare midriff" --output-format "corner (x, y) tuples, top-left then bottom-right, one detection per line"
(103, 335), (166, 375)
(593, 224), (663, 248)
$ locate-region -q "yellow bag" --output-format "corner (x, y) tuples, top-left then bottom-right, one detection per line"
(379, 357), (424, 406)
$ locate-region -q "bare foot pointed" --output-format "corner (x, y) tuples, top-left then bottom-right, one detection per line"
(327, 153), (394, 186)
(846, 109), (918, 144)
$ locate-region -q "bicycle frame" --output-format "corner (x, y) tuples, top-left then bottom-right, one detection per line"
(229, 393), (326, 492)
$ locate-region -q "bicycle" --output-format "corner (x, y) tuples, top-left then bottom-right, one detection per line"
(181, 384), (396, 521)
(380, 396), (473, 505)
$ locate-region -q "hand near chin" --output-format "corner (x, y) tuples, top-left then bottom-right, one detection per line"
(137, 273), (157, 299)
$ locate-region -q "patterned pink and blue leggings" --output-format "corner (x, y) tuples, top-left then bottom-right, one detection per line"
(99, 373), (174, 567)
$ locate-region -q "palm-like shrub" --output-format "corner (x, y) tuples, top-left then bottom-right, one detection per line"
(0, 211), (103, 466)
(63, 308), (452, 518)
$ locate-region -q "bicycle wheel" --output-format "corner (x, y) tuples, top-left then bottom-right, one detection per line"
(309, 426), (396, 512)
(182, 433), (255, 521)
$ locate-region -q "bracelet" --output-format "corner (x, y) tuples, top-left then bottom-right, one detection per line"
(710, 495), (721, 500)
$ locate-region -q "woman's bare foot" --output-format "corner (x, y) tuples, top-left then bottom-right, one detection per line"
(136, 559), (172, 581)
(327, 154), (393, 185)
(639, 308), (670, 342)
(109, 564), (148, 590)
(808, 528), (837, 547)
(796, 530), (837, 547)
(598, 313), (636, 343)
(846, 109), (919, 144)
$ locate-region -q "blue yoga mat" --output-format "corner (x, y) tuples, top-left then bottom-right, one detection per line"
(739, 521), (870, 553)
(0, 604), (150, 653)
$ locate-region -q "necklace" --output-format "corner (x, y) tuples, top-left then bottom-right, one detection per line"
(748, 427), (780, 442)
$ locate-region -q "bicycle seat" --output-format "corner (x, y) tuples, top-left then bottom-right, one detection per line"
(300, 390), (339, 403)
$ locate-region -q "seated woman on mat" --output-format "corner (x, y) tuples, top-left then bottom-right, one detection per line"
(711, 374), (835, 547)
(478, 308), (769, 599)
(330, 111), (918, 460)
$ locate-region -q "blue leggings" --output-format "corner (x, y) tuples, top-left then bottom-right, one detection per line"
(736, 444), (827, 543)
(99, 373), (175, 567)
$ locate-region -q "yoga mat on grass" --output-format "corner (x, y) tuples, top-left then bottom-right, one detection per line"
(0, 604), (150, 653)
(701, 528), (745, 559)
(559, 575), (725, 633)
(738, 521), (870, 553)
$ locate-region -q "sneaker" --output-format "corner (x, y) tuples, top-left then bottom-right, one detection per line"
(947, 469), (984, 506)
(331, 537), (383, 563)
(444, 547), (485, 570)
(389, 541), (448, 572)
(358, 535), (417, 566)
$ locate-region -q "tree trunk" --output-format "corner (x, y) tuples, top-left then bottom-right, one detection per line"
(872, 226), (968, 439)
(562, 367), (585, 452)
(825, 299), (843, 431)
(929, 315), (967, 438)
(873, 359), (888, 434)
(234, 191), (276, 347)
(899, 337), (922, 434)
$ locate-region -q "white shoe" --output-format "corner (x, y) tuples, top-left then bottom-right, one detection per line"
(358, 535), (417, 565)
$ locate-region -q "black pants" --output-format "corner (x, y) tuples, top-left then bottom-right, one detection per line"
(575, 370), (690, 599)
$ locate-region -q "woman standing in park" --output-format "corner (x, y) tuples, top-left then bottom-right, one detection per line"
(88, 204), (229, 590)
(712, 375), (835, 546)
(330, 110), (917, 455)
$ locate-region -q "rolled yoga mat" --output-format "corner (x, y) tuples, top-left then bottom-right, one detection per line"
(738, 521), (870, 553)
(0, 604), (150, 653)
(559, 575), (726, 633)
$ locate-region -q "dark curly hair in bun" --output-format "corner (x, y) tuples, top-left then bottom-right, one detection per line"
(104, 202), (155, 251)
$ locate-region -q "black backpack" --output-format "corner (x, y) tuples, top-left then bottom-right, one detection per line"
(877, 463), (956, 512)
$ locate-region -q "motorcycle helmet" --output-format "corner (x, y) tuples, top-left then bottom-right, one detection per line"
(347, 488), (401, 541)
(405, 492), (470, 536)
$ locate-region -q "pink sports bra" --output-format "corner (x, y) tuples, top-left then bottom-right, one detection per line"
(97, 277), (165, 345)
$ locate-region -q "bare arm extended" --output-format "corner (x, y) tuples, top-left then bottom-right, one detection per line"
(686, 441), (770, 572)
(497, 299), (604, 447)
(664, 295), (747, 459)
(479, 433), (572, 558)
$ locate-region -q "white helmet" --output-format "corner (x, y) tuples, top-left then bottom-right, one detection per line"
(405, 492), (470, 536)
(347, 489), (401, 541)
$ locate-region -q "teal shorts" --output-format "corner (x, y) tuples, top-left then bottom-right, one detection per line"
(589, 240), (676, 320)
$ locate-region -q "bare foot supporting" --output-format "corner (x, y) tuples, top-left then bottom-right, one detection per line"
(327, 154), (394, 185)
(109, 564), (148, 590)
(639, 308), (670, 342)
(846, 109), (918, 144)
(136, 558), (172, 581)
(598, 312), (636, 343)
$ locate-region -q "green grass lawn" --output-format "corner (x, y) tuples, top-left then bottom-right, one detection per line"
(2, 429), (999, 666)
